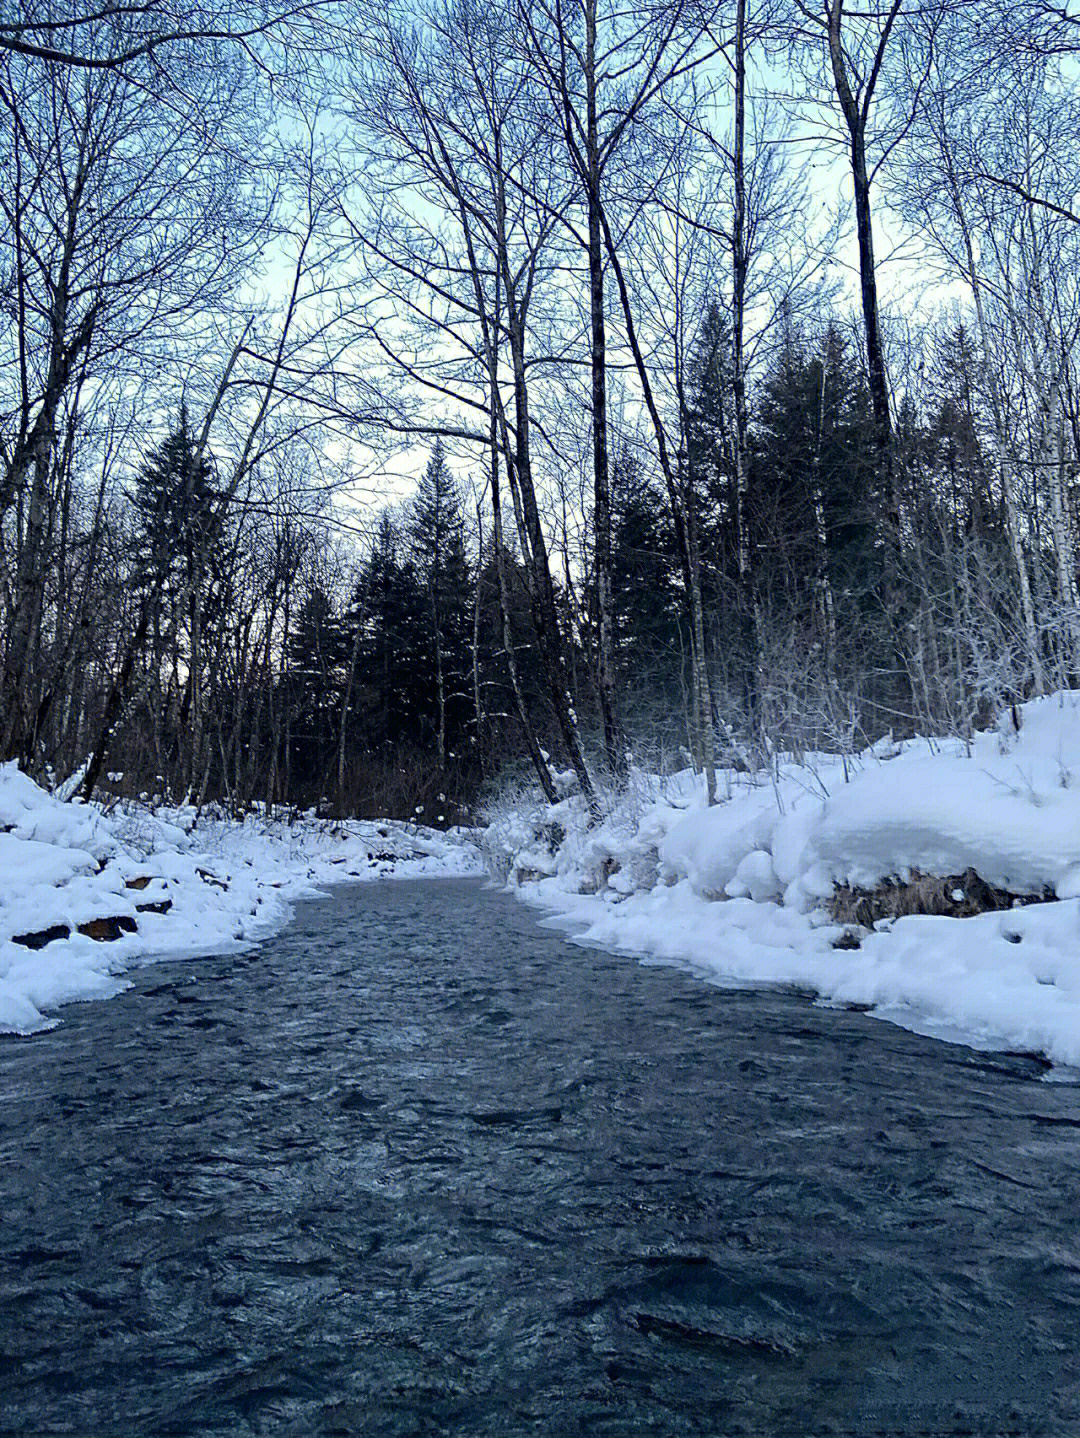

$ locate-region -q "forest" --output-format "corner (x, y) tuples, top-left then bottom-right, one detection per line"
(2, 0), (1078, 822)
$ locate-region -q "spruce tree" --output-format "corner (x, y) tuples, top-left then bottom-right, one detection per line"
(405, 442), (473, 770)
(129, 403), (220, 598)
(752, 322), (884, 721)
(610, 451), (683, 709)
(356, 514), (431, 755)
(285, 584), (351, 801)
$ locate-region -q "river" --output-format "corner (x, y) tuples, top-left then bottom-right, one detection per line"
(2, 877), (1079, 1434)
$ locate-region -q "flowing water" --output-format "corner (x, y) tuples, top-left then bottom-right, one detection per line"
(2, 877), (1080, 1435)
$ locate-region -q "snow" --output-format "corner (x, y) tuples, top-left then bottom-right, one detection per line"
(11, 691), (1080, 1062)
(0, 764), (481, 1035)
(484, 691), (1080, 1067)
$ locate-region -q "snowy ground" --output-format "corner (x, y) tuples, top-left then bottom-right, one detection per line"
(483, 692), (1080, 1068)
(0, 766), (480, 1035)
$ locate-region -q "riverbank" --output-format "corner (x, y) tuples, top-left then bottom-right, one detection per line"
(484, 691), (1080, 1067)
(0, 765), (480, 1034)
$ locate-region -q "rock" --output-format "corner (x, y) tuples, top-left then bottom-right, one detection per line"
(196, 869), (228, 890)
(828, 866), (1051, 926)
(125, 876), (153, 891)
(136, 900), (172, 915)
(515, 866), (546, 884)
(12, 924), (71, 949)
(77, 915), (137, 942)
(832, 928), (864, 951)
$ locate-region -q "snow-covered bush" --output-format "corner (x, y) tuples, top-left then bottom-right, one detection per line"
(489, 693), (1080, 909)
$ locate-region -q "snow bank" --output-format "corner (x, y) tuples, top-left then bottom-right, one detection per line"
(484, 692), (1080, 1066)
(0, 764), (480, 1035)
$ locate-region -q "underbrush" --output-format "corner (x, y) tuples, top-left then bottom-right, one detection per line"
(482, 692), (1080, 923)
(828, 868), (1054, 928)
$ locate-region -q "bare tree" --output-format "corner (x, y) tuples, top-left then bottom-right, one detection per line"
(515, 0), (723, 779)
(0, 0), (338, 69)
(792, 0), (940, 449)
(0, 35), (267, 764)
(339, 0), (601, 807)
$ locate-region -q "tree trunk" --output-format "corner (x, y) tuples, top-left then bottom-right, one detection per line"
(731, 0), (761, 737)
(471, 501), (486, 775)
(584, 0), (624, 779)
(490, 437), (559, 806)
(826, 0), (893, 449)
(505, 312), (598, 813)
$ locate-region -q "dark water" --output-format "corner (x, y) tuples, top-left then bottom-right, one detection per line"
(2, 878), (1080, 1436)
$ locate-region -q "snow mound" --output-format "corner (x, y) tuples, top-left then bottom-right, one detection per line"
(485, 692), (1080, 1065)
(0, 764), (481, 1035)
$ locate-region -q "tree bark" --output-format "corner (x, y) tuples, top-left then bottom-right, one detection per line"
(731, 0), (761, 736)
(826, 0), (895, 449)
(584, 0), (625, 778)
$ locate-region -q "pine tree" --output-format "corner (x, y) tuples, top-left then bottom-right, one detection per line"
(609, 451), (683, 721)
(356, 514), (431, 755)
(129, 403), (220, 597)
(683, 301), (748, 747)
(405, 442), (473, 770)
(684, 301), (736, 565)
(284, 583), (352, 801)
(84, 407), (226, 803)
(125, 404), (229, 794)
(752, 322), (883, 710)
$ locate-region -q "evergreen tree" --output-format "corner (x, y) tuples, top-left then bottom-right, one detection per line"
(743, 321), (901, 736)
(126, 404), (229, 794)
(684, 300), (737, 570)
(129, 403), (221, 598)
(610, 451), (684, 709)
(752, 323), (880, 619)
(922, 325), (1001, 540)
(284, 583), (351, 798)
(574, 445), (696, 748)
(405, 442), (473, 769)
(355, 514), (431, 755)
